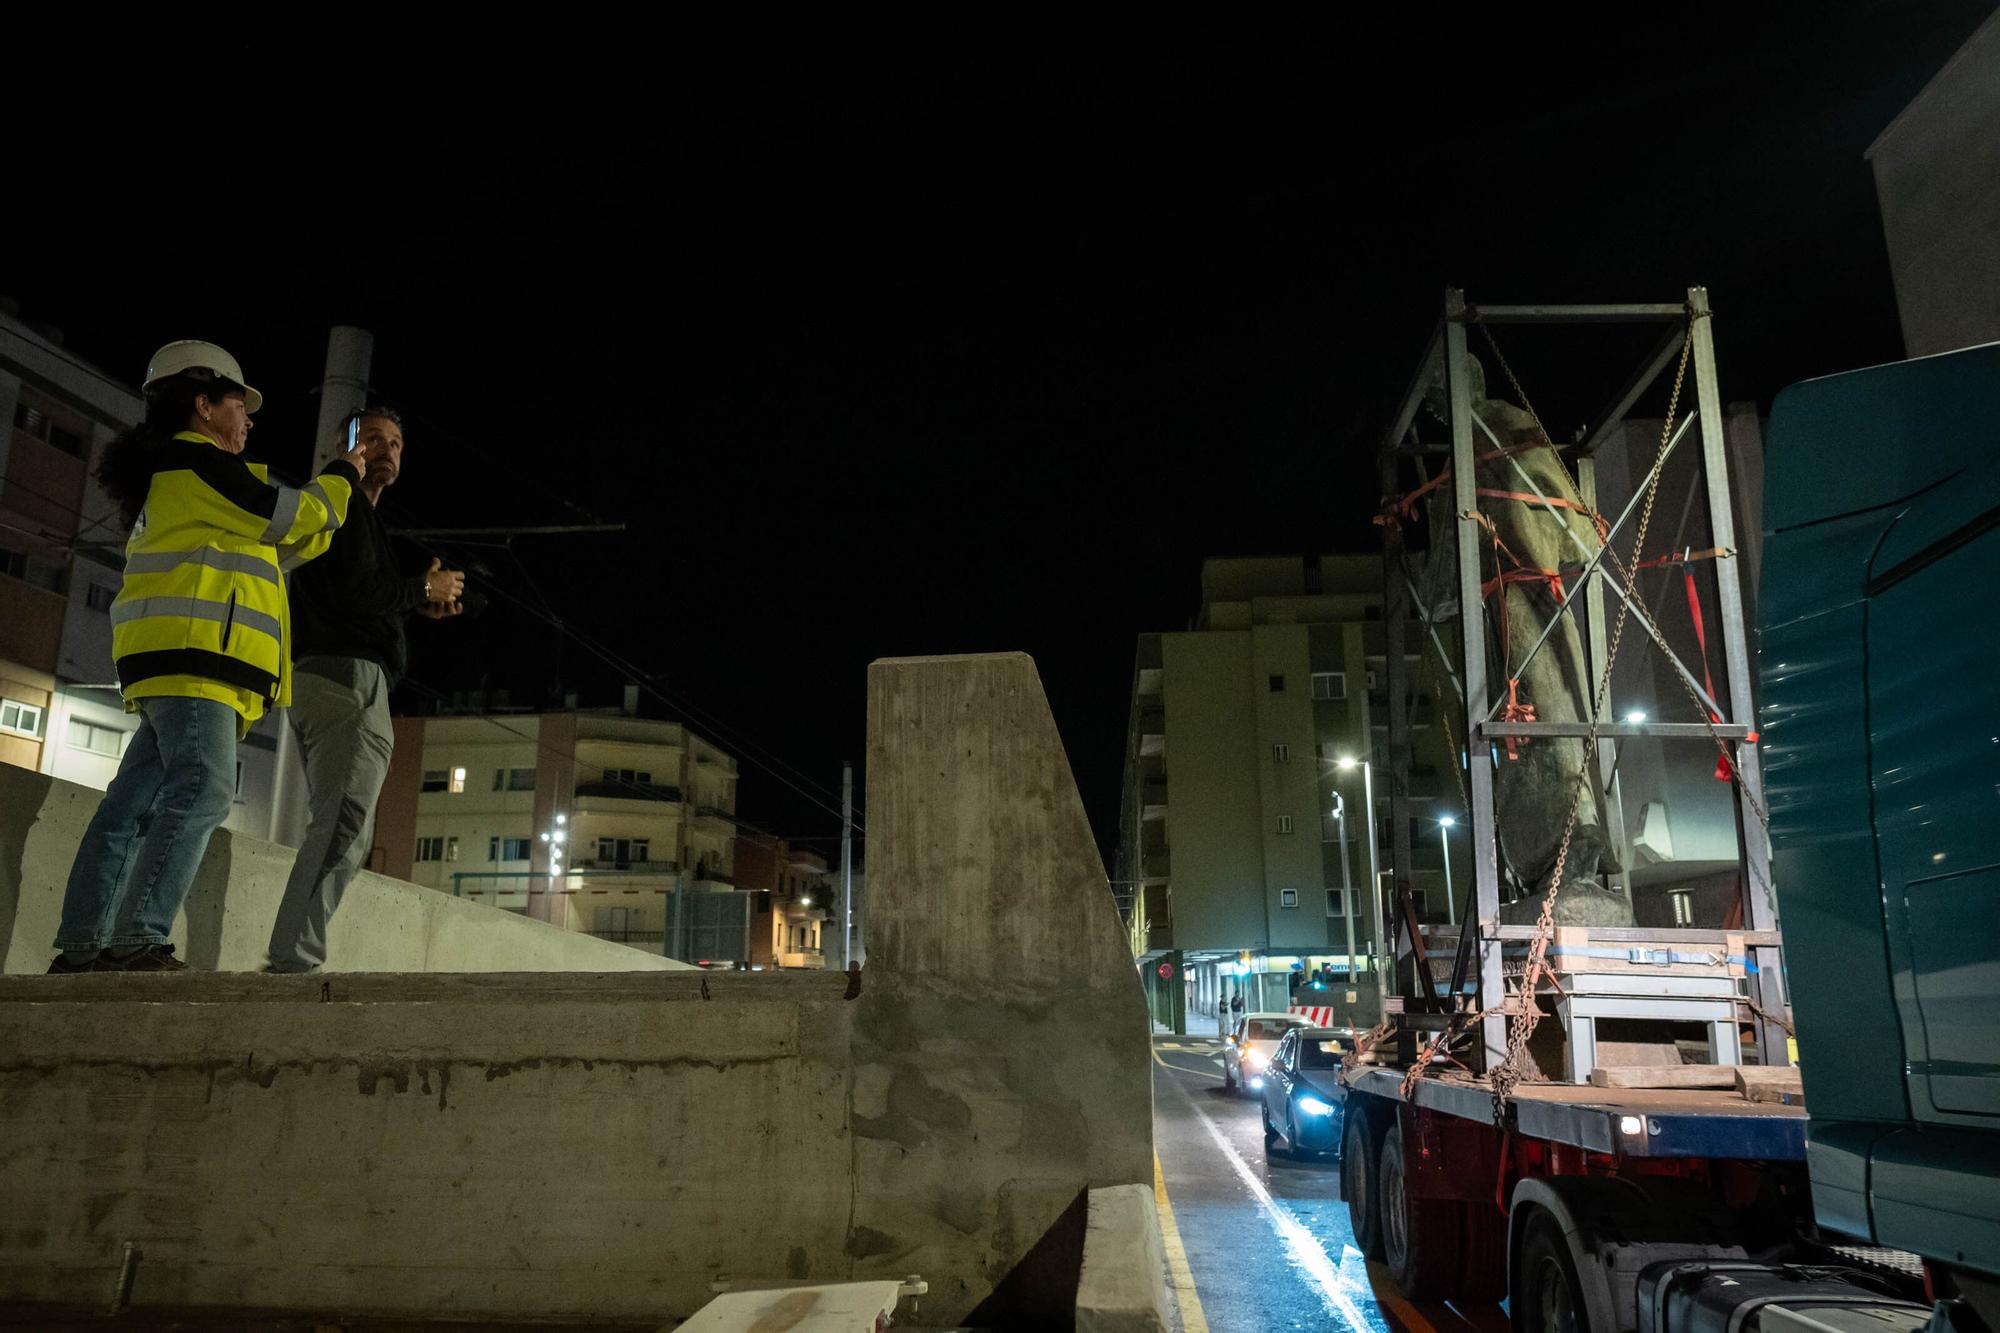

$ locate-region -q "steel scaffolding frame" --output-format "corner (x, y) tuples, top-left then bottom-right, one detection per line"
(1376, 288), (1790, 1071)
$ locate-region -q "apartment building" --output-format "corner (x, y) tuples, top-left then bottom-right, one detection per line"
(376, 702), (743, 961)
(735, 832), (833, 969)
(1116, 554), (1453, 1031)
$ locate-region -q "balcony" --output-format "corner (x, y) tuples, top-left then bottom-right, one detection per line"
(778, 947), (825, 970)
(1145, 926), (1173, 953)
(1138, 708), (1166, 759)
(1142, 851), (1170, 881)
(1141, 784), (1168, 821)
(573, 780), (682, 803)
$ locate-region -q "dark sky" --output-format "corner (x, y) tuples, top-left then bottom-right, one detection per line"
(8, 6), (1989, 861)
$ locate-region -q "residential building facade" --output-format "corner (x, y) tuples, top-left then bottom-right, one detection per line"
(0, 308), (280, 835)
(1116, 554), (1452, 1033)
(377, 705), (743, 961)
(735, 832), (832, 969)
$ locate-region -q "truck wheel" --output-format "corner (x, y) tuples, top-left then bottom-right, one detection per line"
(1343, 1105), (1385, 1260)
(1380, 1127), (1461, 1300)
(1515, 1215), (1584, 1333)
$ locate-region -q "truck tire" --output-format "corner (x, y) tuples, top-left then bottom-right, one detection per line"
(1380, 1126), (1462, 1301)
(1343, 1103), (1386, 1260)
(1514, 1214), (1585, 1333)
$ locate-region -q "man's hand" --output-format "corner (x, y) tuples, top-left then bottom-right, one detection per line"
(422, 557), (466, 604)
(416, 598), (463, 619)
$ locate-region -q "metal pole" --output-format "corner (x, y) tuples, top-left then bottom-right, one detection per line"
(1362, 760), (1384, 1020)
(1440, 822), (1455, 926)
(1446, 290), (1509, 1068)
(1687, 287), (1789, 1061)
(1577, 455), (1632, 894)
(841, 761), (854, 970)
(1335, 795), (1357, 980)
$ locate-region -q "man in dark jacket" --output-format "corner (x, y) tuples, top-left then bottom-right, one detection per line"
(265, 407), (464, 973)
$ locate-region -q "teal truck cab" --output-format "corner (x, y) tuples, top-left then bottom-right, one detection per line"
(1760, 340), (2000, 1326)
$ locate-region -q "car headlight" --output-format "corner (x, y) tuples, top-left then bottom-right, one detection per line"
(1244, 1052), (1265, 1069)
(1297, 1096), (1336, 1117)
(1248, 1076), (1265, 1090)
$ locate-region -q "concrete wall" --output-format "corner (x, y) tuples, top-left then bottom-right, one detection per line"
(1868, 12), (2000, 359)
(0, 763), (688, 975)
(0, 652), (1153, 1326)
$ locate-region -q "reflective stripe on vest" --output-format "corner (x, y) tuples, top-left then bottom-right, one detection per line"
(123, 547), (283, 586)
(112, 595), (284, 643)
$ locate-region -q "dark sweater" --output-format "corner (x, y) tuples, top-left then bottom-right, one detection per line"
(288, 462), (429, 686)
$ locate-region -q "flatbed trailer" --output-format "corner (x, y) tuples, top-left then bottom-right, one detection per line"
(1350, 300), (1998, 1332)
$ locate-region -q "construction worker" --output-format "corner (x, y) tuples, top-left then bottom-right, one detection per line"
(49, 342), (361, 973)
(264, 405), (465, 974)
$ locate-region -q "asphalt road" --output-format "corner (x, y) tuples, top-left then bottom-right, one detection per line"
(1150, 1032), (1510, 1333)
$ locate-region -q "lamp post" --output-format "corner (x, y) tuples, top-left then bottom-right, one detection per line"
(1337, 755), (1385, 1021)
(1439, 815), (1457, 926)
(1332, 792), (1357, 989)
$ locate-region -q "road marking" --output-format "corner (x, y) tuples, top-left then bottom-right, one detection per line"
(1182, 1087), (1379, 1331)
(1366, 1264), (1441, 1333)
(1154, 1153), (1211, 1333)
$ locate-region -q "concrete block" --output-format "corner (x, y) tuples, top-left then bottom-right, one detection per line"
(1075, 1184), (1169, 1333)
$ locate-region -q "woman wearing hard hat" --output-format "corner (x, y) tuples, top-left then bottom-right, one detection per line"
(47, 341), (364, 973)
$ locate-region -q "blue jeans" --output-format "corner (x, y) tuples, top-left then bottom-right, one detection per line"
(53, 696), (239, 952)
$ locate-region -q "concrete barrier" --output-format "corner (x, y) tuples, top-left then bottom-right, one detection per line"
(1076, 1184), (1171, 1333)
(0, 653), (1152, 1326)
(0, 764), (688, 974)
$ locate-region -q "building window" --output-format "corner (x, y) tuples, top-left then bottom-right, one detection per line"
(1311, 672), (1345, 700)
(490, 836), (532, 862)
(1280, 888), (1299, 909)
(66, 718), (127, 756)
(0, 698), (44, 738)
(492, 766), (536, 792)
(1273, 743), (1290, 763)
(449, 767), (467, 793)
(1268, 674), (1286, 693)
(415, 836), (446, 862)
(1276, 815), (1294, 835)
(596, 836), (650, 867)
(445, 836), (460, 862)
(1670, 891), (1693, 926)
(603, 767), (652, 785)
(421, 770), (449, 793)
(1326, 888), (1347, 917)
(85, 583), (116, 612)
(0, 550), (26, 581)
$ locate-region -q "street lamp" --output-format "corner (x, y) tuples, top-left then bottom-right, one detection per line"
(1438, 816), (1457, 927)
(1335, 754), (1385, 1021)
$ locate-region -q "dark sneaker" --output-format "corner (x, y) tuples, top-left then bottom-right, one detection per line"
(100, 944), (188, 972)
(47, 952), (99, 975)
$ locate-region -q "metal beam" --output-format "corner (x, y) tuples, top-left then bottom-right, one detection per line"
(1481, 721), (1752, 740)
(1464, 303), (1688, 324)
(1445, 289), (1508, 1069)
(1576, 456), (1631, 894)
(1688, 286), (1790, 1064)
(1383, 319), (1446, 457)
(1574, 323), (1689, 458)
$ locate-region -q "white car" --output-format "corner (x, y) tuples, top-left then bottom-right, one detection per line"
(1222, 1012), (1310, 1096)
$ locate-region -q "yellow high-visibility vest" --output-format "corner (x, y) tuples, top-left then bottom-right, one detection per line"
(112, 431), (351, 734)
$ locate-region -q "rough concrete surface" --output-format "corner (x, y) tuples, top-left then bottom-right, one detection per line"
(0, 764), (687, 975)
(1075, 1184), (1170, 1333)
(0, 653), (1153, 1326)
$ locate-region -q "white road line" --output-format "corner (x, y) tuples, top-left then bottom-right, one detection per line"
(1179, 1085), (1378, 1332)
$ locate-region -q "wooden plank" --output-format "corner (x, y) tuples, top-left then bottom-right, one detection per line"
(1595, 1041), (1682, 1068)
(1735, 1066), (1804, 1104)
(1589, 1064), (1739, 1089)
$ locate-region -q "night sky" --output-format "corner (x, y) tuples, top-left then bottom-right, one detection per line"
(8, 6), (1989, 861)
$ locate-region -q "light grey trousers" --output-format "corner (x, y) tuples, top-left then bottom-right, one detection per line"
(266, 658), (394, 972)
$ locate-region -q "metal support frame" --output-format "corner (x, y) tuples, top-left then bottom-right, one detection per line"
(1375, 288), (1790, 1075)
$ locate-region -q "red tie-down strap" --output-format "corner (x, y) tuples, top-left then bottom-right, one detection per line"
(1680, 567), (1738, 782)
(1498, 679), (1537, 762)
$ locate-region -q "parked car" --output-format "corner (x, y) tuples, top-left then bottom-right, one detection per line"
(1222, 1012), (1310, 1095)
(1260, 1027), (1347, 1159)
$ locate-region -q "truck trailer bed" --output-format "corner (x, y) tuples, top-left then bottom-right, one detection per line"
(1344, 1066), (1807, 1161)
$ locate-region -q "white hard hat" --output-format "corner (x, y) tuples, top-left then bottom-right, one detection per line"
(143, 341), (263, 413)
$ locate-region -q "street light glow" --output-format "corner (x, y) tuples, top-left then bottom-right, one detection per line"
(1440, 815), (1456, 827)
(1336, 755), (1357, 771)
(1626, 711), (1648, 723)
